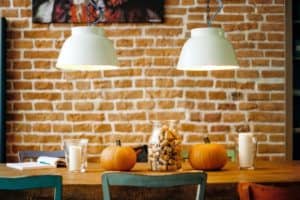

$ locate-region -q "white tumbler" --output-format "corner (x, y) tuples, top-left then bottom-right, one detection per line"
(238, 133), (256, 170)
(63, 139), (88, 172)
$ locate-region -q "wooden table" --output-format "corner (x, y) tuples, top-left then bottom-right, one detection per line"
(1, 161), (300, 200)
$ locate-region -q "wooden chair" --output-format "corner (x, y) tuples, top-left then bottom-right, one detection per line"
(18, 150), (65, 162)
(102, 172), (207, 200)
(238, 182), (300, 200)
(0, 175), (62, 200)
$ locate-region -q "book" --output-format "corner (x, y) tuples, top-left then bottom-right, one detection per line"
(6, 162), (55, 170)
(37, 156), (66, 168)
(6, 156), (66, 170)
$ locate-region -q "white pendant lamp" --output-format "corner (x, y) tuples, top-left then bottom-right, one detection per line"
(56, 26), (119, 71)
(56, 1), (119, 71)
(177, 0), (239, 71)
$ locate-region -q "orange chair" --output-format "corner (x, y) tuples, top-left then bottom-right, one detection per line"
(238, 182), (300, 200)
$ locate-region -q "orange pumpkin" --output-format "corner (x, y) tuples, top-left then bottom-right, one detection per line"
(100, 140), (136, 171)
(189, 143), (227, 171)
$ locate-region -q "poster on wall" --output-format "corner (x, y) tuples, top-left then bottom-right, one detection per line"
(32, 0), (164, 23)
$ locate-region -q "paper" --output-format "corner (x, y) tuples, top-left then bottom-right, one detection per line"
(6, 156), (66, 170)
(37, 156), (66, 167)
(6, 162), (55, 170)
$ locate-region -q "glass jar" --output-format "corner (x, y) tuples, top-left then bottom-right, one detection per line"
(148, 121), (182, 171)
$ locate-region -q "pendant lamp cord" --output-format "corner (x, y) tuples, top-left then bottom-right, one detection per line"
(206, 0), (223, 26)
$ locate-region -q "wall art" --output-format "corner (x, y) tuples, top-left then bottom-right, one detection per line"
(32, 0), (164, 23)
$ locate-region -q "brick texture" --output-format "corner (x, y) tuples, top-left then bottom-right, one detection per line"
(0, 0), (286, 161)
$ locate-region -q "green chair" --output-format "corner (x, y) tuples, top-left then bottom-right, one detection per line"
(0, 175), (62, 200)
(102, 172), (207, 200)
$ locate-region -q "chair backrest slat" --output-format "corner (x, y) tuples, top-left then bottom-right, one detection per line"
(0, 175), (62, 200)
(102, 172), (207, 200)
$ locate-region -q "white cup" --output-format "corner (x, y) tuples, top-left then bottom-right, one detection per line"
(63, 139), (88, 172)
(238, 133), (256, 170)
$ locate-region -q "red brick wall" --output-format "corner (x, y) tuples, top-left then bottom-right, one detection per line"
(0, 0), (286, 162)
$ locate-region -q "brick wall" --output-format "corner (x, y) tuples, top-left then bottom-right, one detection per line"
(0, 0), (286, 162)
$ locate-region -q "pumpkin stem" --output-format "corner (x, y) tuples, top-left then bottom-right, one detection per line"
(203, 137), (211, 144)
(116, 140), (121, 146)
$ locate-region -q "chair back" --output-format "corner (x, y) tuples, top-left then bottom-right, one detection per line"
(0, 175), (62, 200)
(238, 182), (300, 200)
(18, 150), (65, 162)
(102, 172), (207, 200)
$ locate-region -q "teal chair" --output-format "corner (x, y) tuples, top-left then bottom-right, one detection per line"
(102, 172), (207, 200)
(0, 175), (62, 200)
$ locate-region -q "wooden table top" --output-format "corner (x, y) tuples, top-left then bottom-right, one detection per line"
(1, 161), (300, 185)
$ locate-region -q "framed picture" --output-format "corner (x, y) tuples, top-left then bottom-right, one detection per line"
(32, 0), (164, 23)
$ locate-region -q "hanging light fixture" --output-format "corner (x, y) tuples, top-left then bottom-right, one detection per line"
(56, 1), (119, 71)
(177, 0), (239, 71)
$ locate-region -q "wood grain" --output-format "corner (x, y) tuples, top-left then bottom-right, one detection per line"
(1, 161), (300, 200)
(1, 161), (300, 185)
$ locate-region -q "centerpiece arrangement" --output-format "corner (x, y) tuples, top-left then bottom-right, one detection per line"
(100, 121), (228, 172)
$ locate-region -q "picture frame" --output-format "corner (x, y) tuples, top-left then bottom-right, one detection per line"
(32, 0), (164, 23)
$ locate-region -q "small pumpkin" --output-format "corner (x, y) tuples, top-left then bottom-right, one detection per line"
(100, 140), (136, 171)
(189, 143), (227, 171)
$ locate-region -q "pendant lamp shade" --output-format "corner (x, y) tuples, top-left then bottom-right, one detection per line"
(56, 26), (119, 71)
(177, 27), (239, 71)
